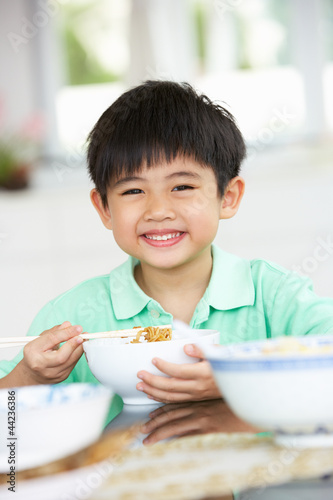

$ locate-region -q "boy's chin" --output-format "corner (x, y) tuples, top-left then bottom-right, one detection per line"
(144, 258), (184, 270)
(141, 252), (203, 271)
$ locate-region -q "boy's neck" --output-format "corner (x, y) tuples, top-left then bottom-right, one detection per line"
(134, 247), (213, 323)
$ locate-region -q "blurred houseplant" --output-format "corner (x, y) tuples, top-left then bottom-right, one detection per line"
(0, 111), (44, 190)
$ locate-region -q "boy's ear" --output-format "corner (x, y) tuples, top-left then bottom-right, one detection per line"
(90, 189), (112, 230)
(219, 176), (245, 220)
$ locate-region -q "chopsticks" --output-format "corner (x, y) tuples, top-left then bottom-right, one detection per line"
(0, 325), (172, 349)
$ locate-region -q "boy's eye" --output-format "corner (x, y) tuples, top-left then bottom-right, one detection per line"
(172, 185), (194, 192)
(122, 189), (144, 195)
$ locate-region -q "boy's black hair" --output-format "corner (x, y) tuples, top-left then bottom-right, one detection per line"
(87, 80), (246, 206)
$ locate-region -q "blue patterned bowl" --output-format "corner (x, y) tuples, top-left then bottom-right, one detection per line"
(203, 334), (333, 447)
(0, 383), (112, 471)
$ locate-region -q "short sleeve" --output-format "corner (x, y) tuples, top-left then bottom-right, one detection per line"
(0, 302), (70, 380)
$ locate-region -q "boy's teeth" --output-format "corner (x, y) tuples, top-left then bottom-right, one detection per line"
(145, 232), (182, 241)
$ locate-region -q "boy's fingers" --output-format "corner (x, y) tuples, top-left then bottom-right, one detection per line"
(41, 344), (84, 383)
(63, 341), (85, 367)
(137, 363), (219, 402)
(46, 336), (84, 367)
(39, 325), (83, 351)
(39, 322), (72, 337)
(150, 357), (210, 380)
(137, 368), (207, 393)
(184, 344), (204, 359)
(137, 381), (191, 403)
(136, 374), (197, 400)
(50, 321), (73, 331)
(59, 321), (72, 328)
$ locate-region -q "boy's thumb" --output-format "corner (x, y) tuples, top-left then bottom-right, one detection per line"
(184, 343), (204, 359)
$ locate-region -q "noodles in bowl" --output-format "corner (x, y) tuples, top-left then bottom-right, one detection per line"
(131, 326), (172, 343)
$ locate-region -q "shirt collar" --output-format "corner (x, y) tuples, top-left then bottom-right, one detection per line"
(204, 244), (255, 310)
(109, 256), (151, 320)
(110, 244), (255, 320)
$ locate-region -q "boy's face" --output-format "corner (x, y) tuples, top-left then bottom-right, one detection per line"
(91, 157), (244, 271)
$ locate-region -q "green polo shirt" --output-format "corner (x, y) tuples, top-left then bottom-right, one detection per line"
(1, 245), (333, 417)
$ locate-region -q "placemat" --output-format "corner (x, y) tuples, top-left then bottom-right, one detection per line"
(92, 433), (333, 500)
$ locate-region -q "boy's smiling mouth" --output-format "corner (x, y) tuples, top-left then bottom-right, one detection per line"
(141, 230), (186, 247)
(145, 232), (182, 241)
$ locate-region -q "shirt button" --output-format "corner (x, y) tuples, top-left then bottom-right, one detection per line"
(150, 309), (160, 319)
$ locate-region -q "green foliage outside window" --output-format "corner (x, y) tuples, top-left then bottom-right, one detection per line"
(62, 1), (120, 86)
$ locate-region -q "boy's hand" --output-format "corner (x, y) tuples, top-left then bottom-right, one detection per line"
(18, 322), (84, 385)
(136, 344), (222, 403)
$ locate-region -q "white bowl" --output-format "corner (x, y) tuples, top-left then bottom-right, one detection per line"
(0, 383), (112, 471)
(203, 334), (333, 448)
(84, 329), (219, 404)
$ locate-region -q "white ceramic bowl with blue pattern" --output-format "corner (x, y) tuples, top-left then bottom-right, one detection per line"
(0, 383), (112, 472)
(203, 334), (333, 448)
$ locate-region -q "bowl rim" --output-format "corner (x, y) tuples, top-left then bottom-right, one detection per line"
(83, 328), (220, 349)
(0, 383), (112, 412)
(202, 334), (333, 365)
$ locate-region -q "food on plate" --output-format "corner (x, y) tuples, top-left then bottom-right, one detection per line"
(261, 336), (333, 356)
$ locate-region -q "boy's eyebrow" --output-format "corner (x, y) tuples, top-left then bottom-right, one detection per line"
(114, 171), (202, 188)
(165, 171), (202, 181)
(113, 176), (144, 188)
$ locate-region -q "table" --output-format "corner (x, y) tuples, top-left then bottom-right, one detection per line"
(96, 399), (333, 499)
(0, 398), (332, 500)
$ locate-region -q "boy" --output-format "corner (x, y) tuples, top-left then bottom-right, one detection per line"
(1, 81), (333, 414)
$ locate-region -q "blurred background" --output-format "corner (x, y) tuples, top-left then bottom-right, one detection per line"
(1, 0), (333, 359)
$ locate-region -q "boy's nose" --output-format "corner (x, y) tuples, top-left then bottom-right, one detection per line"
(143, 195), (176, 221)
